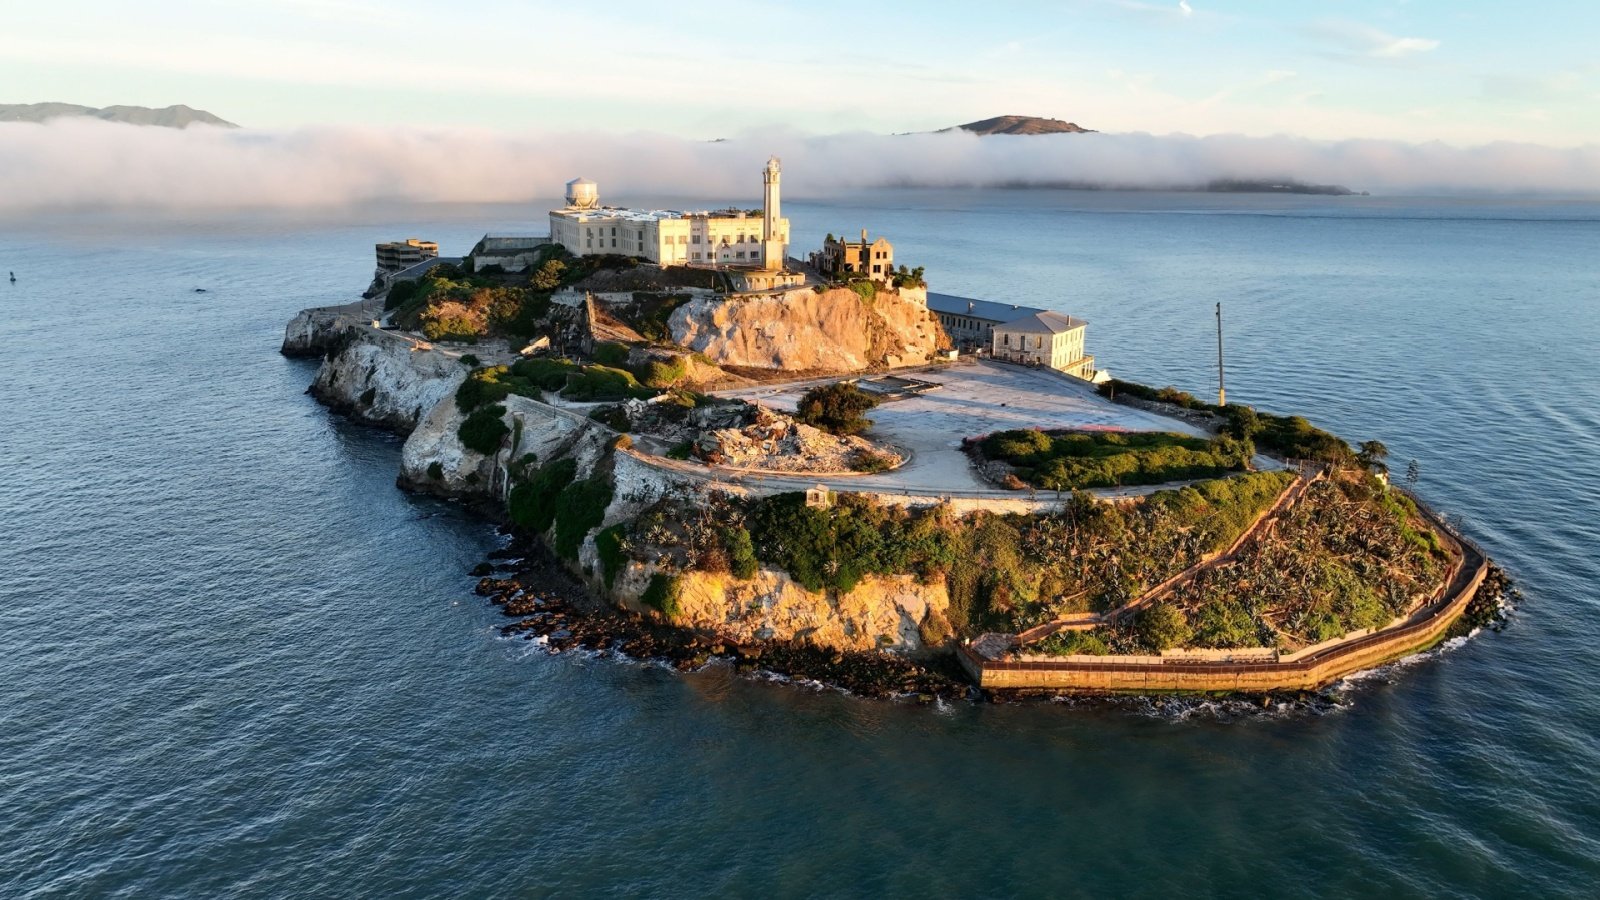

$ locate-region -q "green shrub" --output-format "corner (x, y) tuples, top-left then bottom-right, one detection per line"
(561, 365), (654, 402)
(747, 493), (956, 594)
(849, 451), (895, 474)
(1189, 601), (1260, 648)
(456, 366), (515, 411)
(847, 280), (876, 302)
(1135, 601), (1190, 652)
(385, 278), (421, 311)
(593, 342), (631, 368)
(794, 382), (879, 436)
(595, 524), (629, 588)
(507, 458), (578, 533)
(722, 526), (758, 580)
(510, 357), (578, 391)
(457, 405), (509, 454)
(640, 573), (682, 617)
(984, 429), (1250, 491)
(1035, 629), (1112, 656)
(666, 441), (694, 460)
(459, 353), (481, 367)
(635, 356), (688, 389)
(553, 476), (613, 559)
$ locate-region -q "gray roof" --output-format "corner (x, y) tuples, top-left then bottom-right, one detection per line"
(996, 310), (1087, 335)
(926, 292), (1047, 323)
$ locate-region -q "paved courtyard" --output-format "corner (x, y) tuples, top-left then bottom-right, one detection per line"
(712, 360), (1212, 494)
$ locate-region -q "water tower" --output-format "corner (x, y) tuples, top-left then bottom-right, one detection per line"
(565, 177), (599, 210)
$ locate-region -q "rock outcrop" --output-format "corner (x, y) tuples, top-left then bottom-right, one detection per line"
(281, 303), (363, 357)
(308, 326), (468, 433)
(669, 285), (945, 372)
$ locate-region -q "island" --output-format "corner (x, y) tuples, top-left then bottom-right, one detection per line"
(283, 157), (1502, 700)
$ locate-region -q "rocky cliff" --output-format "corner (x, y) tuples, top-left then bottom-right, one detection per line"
(669, 285), (945, 372)
(297, 305), (954, 656)
(281, 304), (363, 357)
(308, 327), (468, 433)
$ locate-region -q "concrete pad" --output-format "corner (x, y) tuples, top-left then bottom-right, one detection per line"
(712, 360), (1212, 495)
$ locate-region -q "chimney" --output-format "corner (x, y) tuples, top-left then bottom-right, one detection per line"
(861, 228), (868, 244)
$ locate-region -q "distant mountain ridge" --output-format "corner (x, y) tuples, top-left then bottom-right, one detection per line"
(0, 103), (237, 128)
(946, 115), (1095, 135)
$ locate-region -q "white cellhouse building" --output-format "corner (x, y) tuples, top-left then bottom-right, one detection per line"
(548, 158), (791, 271)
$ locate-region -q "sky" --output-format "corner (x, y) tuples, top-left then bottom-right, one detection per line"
(4, 0), (1600, 146)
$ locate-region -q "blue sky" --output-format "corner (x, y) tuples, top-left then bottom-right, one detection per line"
(4, 0), (1598, 145)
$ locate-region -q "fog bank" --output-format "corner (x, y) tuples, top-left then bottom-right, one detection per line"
(2, 119), (1598, 212)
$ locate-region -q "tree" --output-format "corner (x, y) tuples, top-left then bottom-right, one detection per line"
(1357, 440), (1390, 474)
(531, 258), (566, 290)
(794, 382), (880, 436)
(1221, 404), (1263, 441)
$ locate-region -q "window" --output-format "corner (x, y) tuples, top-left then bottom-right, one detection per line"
(611, 238), (617, 247)
(692, 252), (701, 260)
(692, 235), (701, 244)
(736, 251), (745, 259)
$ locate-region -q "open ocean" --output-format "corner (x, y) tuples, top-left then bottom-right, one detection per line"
(3, 189), (1598, 898)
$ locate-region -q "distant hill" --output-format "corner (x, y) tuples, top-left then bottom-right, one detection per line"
(945, 115), (1095, 136)
(0, 103), (237, 128)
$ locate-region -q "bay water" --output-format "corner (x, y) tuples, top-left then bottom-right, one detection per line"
(2, 191), (1598, 897)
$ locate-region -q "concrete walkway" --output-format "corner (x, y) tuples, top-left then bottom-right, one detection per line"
(709, 360), (1228, 496)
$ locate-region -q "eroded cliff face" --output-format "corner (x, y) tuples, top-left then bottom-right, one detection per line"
(602, 562), (952, 655)
(669, 285), (945, 372)
(309, 327), (468, 433)
(282, 304), (361, 357)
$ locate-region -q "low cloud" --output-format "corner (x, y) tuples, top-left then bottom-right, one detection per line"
(1, 119), (1598, 214)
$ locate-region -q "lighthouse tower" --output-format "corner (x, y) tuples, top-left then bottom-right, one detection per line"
(760, 156), (784, 271)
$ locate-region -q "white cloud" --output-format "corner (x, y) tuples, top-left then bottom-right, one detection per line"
(1308, 20), (1441, 61)
(1, 120), (1597, 216)
(1179, 0), (1193, 18)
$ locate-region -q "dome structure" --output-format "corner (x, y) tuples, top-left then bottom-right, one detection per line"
(565, 177), (599, 210)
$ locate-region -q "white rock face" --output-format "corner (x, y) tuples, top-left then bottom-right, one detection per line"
(669, 285), (944, 372)
(310, 327), (467, 433)
(281, 304), (360, 356)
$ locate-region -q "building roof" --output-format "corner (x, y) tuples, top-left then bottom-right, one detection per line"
(926, 292), (1047, 323)
(995, 310), (1088, 334)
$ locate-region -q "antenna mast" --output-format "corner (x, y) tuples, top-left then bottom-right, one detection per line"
(1215, 301), (1226, 407)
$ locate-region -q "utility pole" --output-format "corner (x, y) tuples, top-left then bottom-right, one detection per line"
(1215, 301), (1226, 407)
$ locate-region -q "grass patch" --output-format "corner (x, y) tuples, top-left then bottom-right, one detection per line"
(982, 429), (1252, 490)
